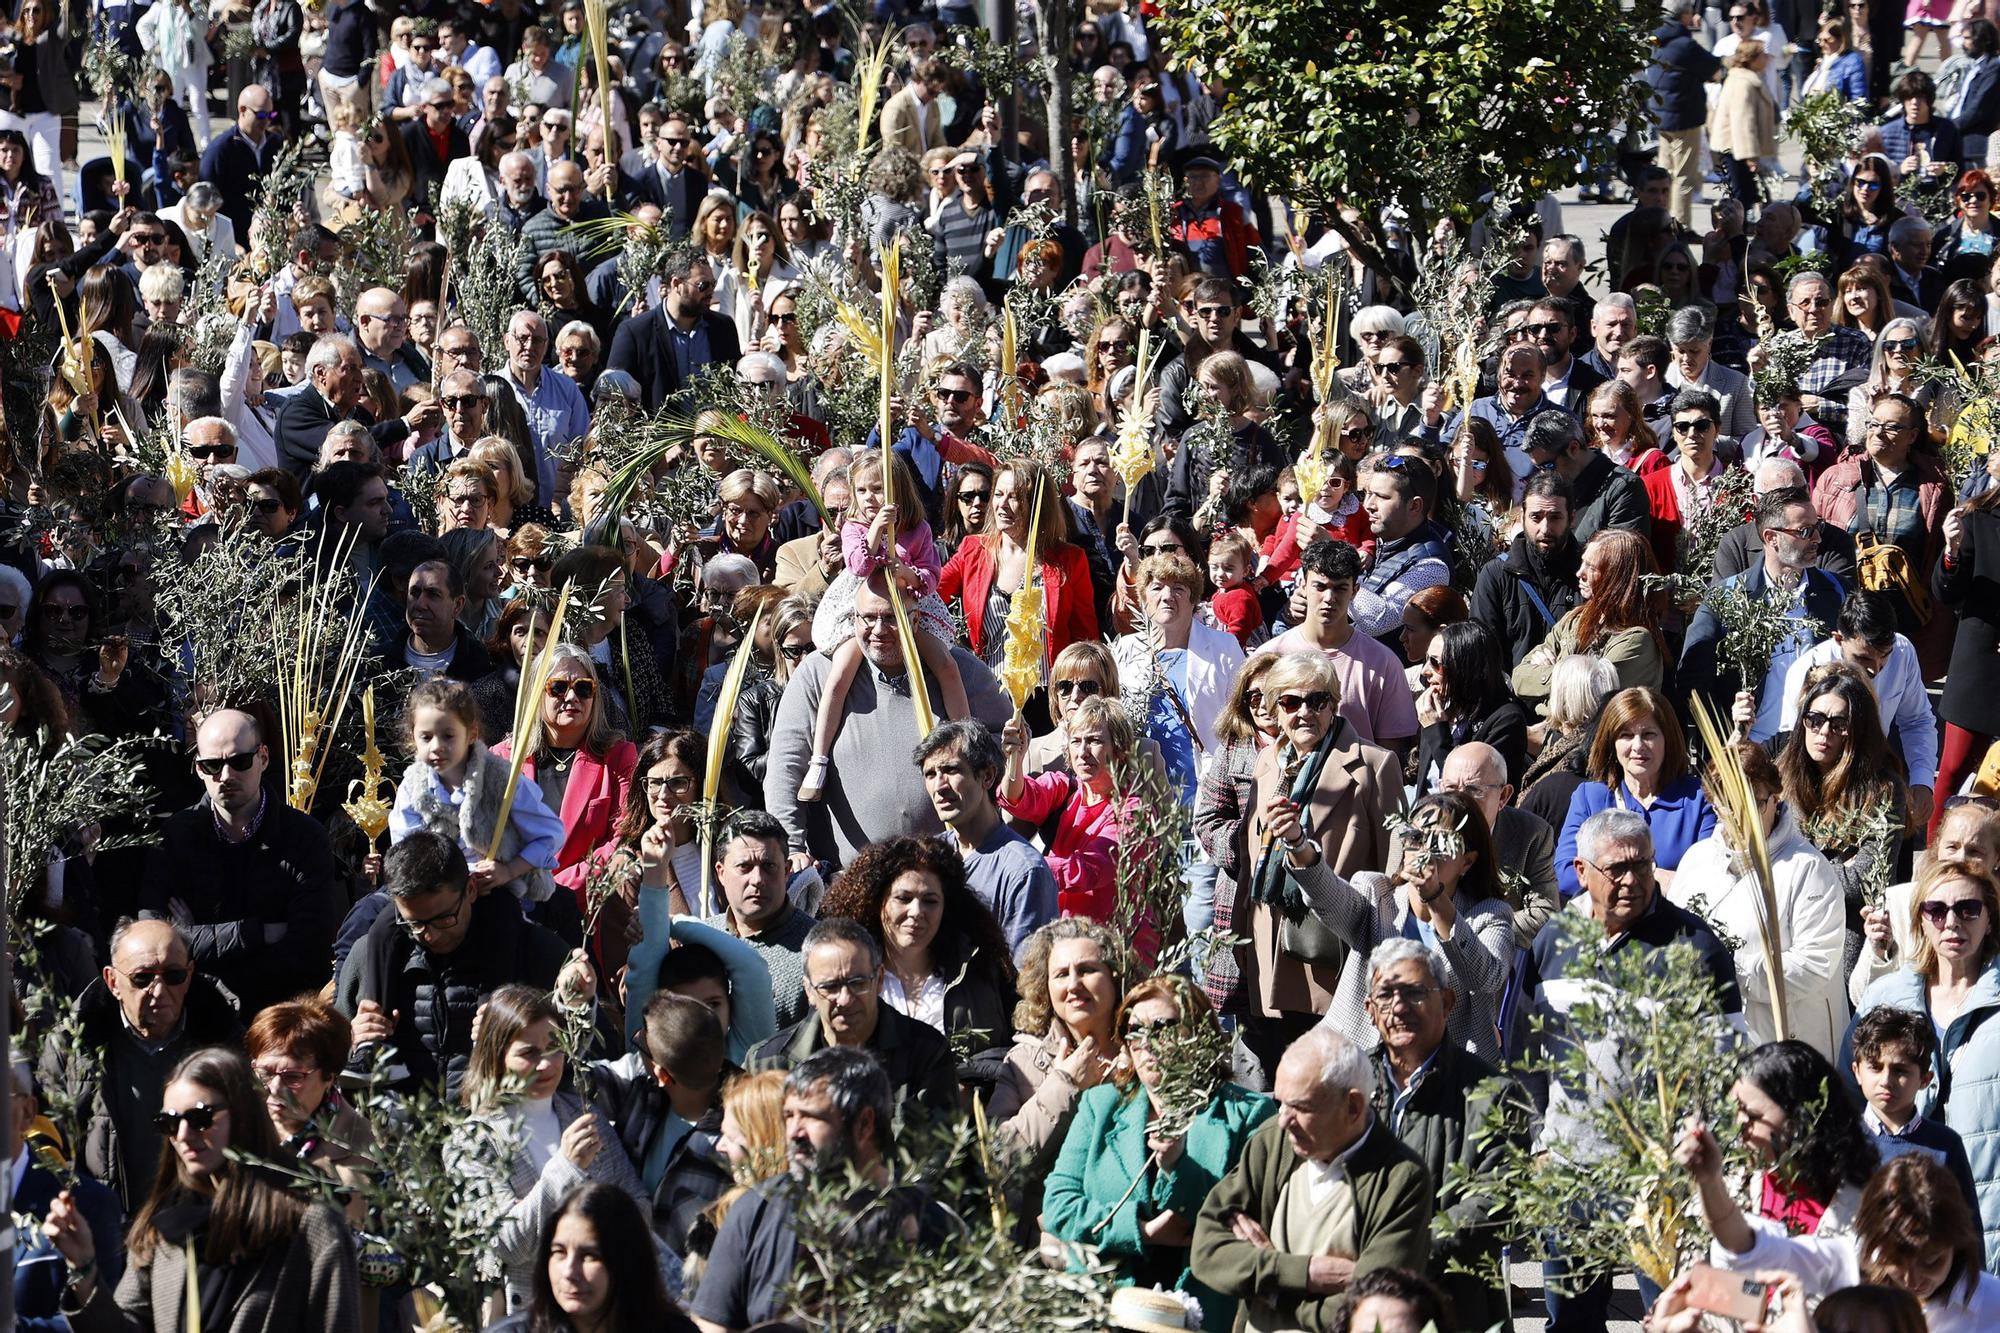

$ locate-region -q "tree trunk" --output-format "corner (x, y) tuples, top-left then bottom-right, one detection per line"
(1042, 0), (1076, 228)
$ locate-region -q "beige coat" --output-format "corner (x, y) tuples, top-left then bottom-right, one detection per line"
(1234, 720), (1404, 1019)
(1708, 65), (1778, 162)
(878, 86), (943, 156)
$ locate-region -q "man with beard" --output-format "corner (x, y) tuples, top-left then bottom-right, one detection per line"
(688, 1046), (949, 1333)
(1472, 471), (1582, 669)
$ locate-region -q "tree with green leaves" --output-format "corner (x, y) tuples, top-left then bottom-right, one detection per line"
(1153, 0), (1653, 280)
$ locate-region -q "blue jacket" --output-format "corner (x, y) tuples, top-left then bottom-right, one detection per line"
(1822, 51), (1871, 106)
(1044, 1081), (1275, 1331)
(1850, 963), (2000, 1271)
(13, 1159), (123, 1330)
(1555, 773), (1717, 899)
(1645, 19), (1721, 132)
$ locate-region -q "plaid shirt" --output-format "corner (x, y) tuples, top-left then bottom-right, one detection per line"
(1797, 325), (1874, 443)
(1853, 462), (1930, 557)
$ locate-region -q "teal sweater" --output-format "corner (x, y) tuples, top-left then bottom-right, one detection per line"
(1043, 1081), (1275, 1332)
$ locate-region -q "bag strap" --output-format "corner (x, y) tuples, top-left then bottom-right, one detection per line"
(1516, 576), (1556, 635)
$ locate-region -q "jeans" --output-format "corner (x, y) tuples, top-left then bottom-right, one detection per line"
(1182, 844), (1217, 987)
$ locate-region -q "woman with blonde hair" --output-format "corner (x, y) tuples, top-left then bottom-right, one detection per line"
(469, 435), (553, 534)
(1586, 378), (1667, 474)
(1707, 38), (1778, 204)
(684, 1069), (787, 1284)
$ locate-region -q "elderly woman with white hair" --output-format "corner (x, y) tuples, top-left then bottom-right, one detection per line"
(1519, 653), (1621, 831)
(1335, 305), (1410, 394)
(924, 274), (991, 363)
(1847, 314), (1951, 438)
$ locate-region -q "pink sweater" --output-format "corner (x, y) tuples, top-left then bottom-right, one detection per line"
(841, 516), (942, 599)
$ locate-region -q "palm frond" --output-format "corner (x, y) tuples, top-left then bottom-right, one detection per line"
(885, 577), (937, 737)
(655, 412), (824, 519)
(487, 581), (575, 860)
(853, 29), (896, 164)
(1689, 692), (1788, 1040)
(700, 602), (770, 915)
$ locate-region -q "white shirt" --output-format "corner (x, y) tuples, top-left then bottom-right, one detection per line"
(1713, 23), (1791, 108)
(1780, 633), (1939, 788)
(881, 971), (947, 1033)
(1297, 1112), (1377, 1207)
(1749, 576), (1823, 741)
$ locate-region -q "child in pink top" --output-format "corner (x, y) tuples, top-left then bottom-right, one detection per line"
(800, 451), (969, 801)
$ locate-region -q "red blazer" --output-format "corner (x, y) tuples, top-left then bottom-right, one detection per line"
(938, 533), (1099, 664)
(493, 737), (639, 899)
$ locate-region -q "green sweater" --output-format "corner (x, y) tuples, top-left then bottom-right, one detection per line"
(1043, 1081), (1275, 1333)
(1190, 1117), (1433, 1333)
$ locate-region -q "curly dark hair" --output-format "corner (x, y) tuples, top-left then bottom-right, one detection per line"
(1740, 1039), (1880, 1204)
(819, 835), (1017, 1007)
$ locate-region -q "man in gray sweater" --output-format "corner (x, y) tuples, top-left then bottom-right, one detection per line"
(765, 571), (1014, 869)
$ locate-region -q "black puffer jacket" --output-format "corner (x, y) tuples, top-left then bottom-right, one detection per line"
(39, 974), (244, 1214)
(333, 890), (570, 1100)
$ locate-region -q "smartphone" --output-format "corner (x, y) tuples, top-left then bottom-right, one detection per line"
(1685, 1263), (1770, 1325)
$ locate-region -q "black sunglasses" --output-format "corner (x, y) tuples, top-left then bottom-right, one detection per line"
(780, 641), (814, 662)
(194, 748), (259, 777)
(546, 678), (596, 702)
(511, 555), (554, 574)
(120, 966), (192, 989)
(152, 1103), (223, 1134)
(1054, 678), (1103, 698)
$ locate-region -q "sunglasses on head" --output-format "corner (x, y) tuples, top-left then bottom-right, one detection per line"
(194, 748), (259, 777)
(152, 1103), (222, 1134)
(546, 678), (596, 702)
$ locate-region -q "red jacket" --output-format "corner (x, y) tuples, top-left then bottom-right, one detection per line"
(939, 534), (1099, 664)
(493, 737), (639, 900)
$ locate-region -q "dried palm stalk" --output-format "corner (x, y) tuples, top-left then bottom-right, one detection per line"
(485, 580), (576, 860)
(1690, 692), (1789, 1040)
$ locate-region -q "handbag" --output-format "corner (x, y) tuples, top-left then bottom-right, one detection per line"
(1853, 530), (1934, 626)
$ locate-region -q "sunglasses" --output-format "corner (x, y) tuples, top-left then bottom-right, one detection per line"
(511, 556), (554, 574)
(1275, 691), (1333, 714)
(1522, 322), (1566, 338)
(1672, 418), (1717, 434)
(1099, 339), (1134, 352)
(934, 387), (975, 403)
(43, 604), (87, 622)
(1373, 360), (1418, 375)
(152, 1103), (223, 1134)
(1140, 541), (1184, 556)
(194, 748), (259, 777)
(188, 444), (234, 460)
(1883, 338), (1921, 353)
(780, 641), (814, 662)
(1800, 709), (1850, 733)
(1123, 1016), (1179, 1045)
(771, 310), (799, 323)
(1054, 678), (1103, 698)
(1190, 304), (1233, 319)
(1918, 897), (1988, 924)
(958, 489), (991, 504)
(442, 394), (485, 410)
(120, 966), (191, 989)
(1855, 178), (1884, 191)
(546, 678), (596, 702)
(1963, 191), (1993, 203)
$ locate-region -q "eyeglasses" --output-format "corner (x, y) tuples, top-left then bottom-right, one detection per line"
(1275, 691), (1333, 714)
(152, 1103), (224, 1135)
(1866, 418), (1911, 435)
(117, 966), (191, 989)
(1800, 708), (1851, 734)
(1672, 418), (1717, 435)
(934, 387), (975, 403)
(444, 490), (489, 508)
(546, 678), (597, 702)
(1918, 897), (1988, 924)
(1582, 856), (1651, 883)
(809, 973), (876, 998)
(396, 888), (467, 936)
(188, 444), (235, 460)
(1054, 678), (1104, 698)
(193, 748), (259, 777)
(643, 774), (697, 794)
(1764, 523), (1818, 541)
(1369, 983), (1440, 1008)
(1883, 338), (1921, 353)
(253, 1064), (318, 1089)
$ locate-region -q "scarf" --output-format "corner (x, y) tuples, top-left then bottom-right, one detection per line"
(1247, 721), (1343, 914)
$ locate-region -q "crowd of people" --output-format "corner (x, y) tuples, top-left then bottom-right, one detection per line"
(9, 0), (2000, 1330)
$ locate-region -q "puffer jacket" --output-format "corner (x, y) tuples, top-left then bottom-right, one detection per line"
(1668, 808), (1850, 1060)
(1849, 962), (2000, 1270)
(39, 975), (244, 1215)
(333, 890), (571, 1100)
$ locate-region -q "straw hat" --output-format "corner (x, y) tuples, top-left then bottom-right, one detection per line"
(1108, 1285), (1199, 1333)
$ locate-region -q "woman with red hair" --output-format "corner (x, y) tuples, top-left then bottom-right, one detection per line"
(1934, 167), (2000, 270)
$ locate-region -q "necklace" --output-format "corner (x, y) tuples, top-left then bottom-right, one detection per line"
(547, 746), (579, 774)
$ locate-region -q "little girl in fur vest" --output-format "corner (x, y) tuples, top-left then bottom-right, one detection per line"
(389, 678), (563, 903)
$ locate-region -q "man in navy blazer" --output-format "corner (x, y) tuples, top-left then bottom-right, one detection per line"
(1951, 20), (2000, 160)
(605, 251), (741, 411)
(274, 335), (441, 478)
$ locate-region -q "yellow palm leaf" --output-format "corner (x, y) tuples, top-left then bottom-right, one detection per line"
(699, 602), (769, 916)
(487, 581), (575, 860)
(885, 577), (937, 737)
(1689, 692), (1789, 1040)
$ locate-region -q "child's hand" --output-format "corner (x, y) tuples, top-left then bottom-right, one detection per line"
(869, 503), (898, 549)
(894, 564), (924, 596)
(467, 859), (502, 894)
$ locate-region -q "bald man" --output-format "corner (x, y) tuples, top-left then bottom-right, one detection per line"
(355, 286), (429, 392)
(518, 158), (612, 301)
(40, 919), (242, 1213)
(1434, 742), (1557, 949)
(138, 709), (343, 1013)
